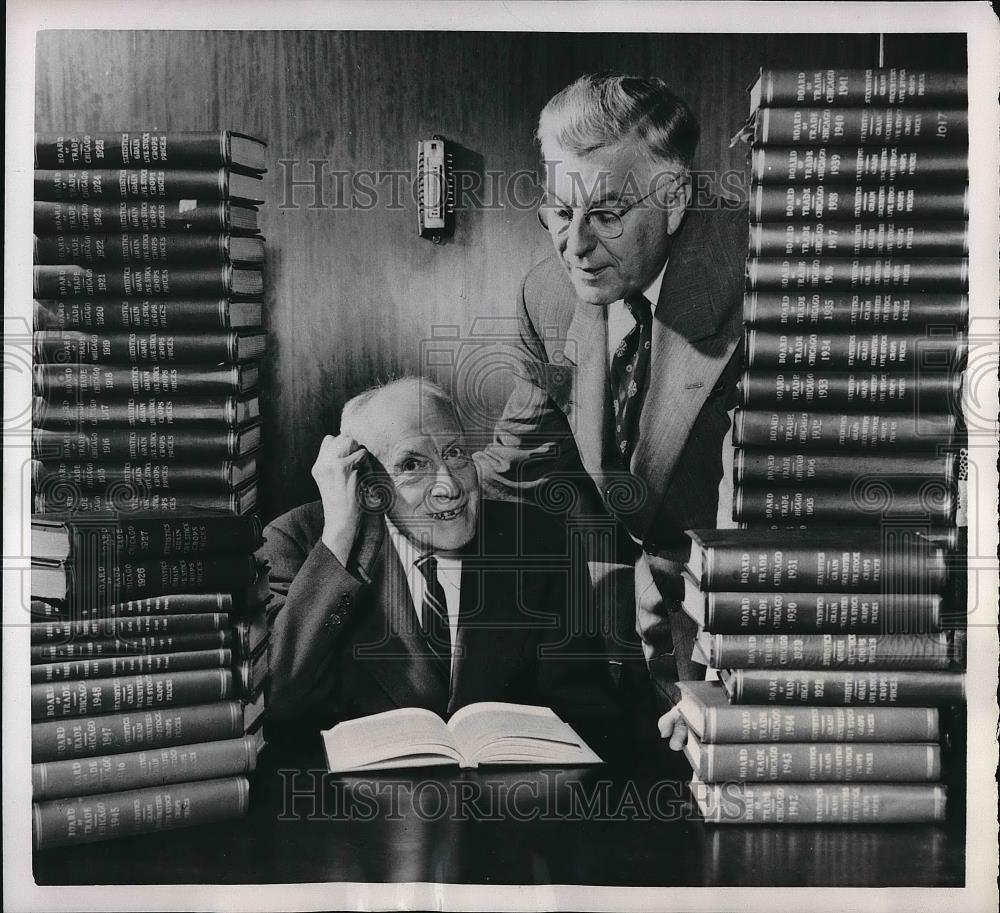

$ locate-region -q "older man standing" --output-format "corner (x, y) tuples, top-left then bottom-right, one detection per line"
(475, 74), (746, 748)
(260, 377), (618, 737)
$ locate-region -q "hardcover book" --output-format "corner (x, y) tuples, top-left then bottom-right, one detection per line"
(322, 703), (602, 772)
(676, 681), (939, 743)
(34, 131), (268, 173)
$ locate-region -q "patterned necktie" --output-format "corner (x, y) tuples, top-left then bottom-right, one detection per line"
(611, 293), (653, 463)
(415, 554), (451, 674)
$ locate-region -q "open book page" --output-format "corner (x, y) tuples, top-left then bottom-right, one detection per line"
(322, 707), (464, 772)
(447, 702), (603, 766)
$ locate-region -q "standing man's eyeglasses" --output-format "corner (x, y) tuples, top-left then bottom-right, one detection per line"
(536, 179), (683, 240)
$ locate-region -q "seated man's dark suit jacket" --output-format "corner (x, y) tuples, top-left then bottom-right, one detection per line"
(259, 497), (620, 737)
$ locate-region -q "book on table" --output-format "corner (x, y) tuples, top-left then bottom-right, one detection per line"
(322, 702), (603, 772)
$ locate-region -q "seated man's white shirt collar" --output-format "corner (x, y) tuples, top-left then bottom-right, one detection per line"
(606, 257), (668, 365)
(384, 518), (462, 670)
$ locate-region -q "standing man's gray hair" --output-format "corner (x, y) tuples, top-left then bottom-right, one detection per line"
(536, 73), (700, 171)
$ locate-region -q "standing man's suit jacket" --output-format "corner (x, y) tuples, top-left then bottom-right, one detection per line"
(475, 204), (747, 695)
(259, 498), (619, 732)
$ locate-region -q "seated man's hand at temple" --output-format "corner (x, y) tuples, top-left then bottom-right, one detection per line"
(310, 432), (369, 567)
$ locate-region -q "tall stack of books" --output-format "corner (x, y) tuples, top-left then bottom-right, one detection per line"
(735, 67), (968, 526)
(29, 131), (272, 847)
(682, 69), (969, 825)
(29, 512), (271, 848)
(31, 130), (267, 516)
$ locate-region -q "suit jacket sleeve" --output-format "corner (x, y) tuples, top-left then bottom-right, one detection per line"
(258, 509), (364, 723)
(473, 276), (611, 545)
(473, 274), (593, 503)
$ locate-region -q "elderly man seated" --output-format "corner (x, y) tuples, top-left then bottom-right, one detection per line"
(260, 377), (619, 737)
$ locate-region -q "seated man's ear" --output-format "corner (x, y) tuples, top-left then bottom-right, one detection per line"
(666, 174), (691, 236)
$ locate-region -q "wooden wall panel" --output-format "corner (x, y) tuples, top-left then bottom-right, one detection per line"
(33, 31), (966, 518)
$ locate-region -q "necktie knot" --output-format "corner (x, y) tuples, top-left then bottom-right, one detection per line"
(415, 553), (438, 583)
(624, 293), (652, 325)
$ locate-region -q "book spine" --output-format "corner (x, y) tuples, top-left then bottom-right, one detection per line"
(727, 669), (965, 706)
(31, 735), (258, 800)
(33, 201), (235, 234)
(706, 632), (953, 670)
(31, 668), (233, 720)
(703, 591), (942, 635)
(751, 185), (968, 222)
(695, 781), (946, 824)
(698, 741), (940, 782)
(50, 555), (256, 604)
(746, 257), (968, 291)
(32, 489), (255, 520)
(699, 537), (948, 592)
(94, 516), (259, 557)
(749, 222), (967, 257)
(33, 459), (251, 492)
(738, 372), (960, 411)
(33, 330), (241, 365)
(733, 486), (955, 526)
(32, 775), (249, 848)
(34, 168), (230, 202)
(33, 364), (254, 397)
(33, 396), (252, 429)
(703, 704), (939, 742)
(735, 449), (957, 485)
(754, 70), (967, 107)
(32, 426), (259, 462)
(756, 107), (967, 145)
(743, 291), (969, 328)
(733, 410), (956, 451)
(34, 233), (231, 266)
(33, 299), (259, 332)
(34, 133), (229, 169)
(751, 146), (968, 184)
(32, 613), (229, 643)
(31, 702), (244, 762)
(30, 648), (232, 683)
(32, 265), (243, 299)
(31, 630), (231, 664)
(745, 328), (966, 370)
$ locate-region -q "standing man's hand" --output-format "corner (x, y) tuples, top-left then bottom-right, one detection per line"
(312, 434), (369, 567)
(657, 706), (689, 751)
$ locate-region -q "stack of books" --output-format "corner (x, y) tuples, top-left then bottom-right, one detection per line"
(31, 130), (268, 516)
(680, 528), (964, 824)
(29, 511), (271, 848)
(680, 69), (970, 824)
(735, 67), (968, 526)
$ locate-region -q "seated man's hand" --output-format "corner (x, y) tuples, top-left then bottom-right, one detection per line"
(313, 434), (369, 566)
(657, 706), (688, 751)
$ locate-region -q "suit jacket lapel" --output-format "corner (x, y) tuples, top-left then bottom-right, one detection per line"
(448, 528), (533, 714)
(628, 210), (742, 538)
(564, 302), (612, 488)
(355, 544), (449, 712)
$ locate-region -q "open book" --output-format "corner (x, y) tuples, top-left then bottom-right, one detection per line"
(322, 702), (603, 772)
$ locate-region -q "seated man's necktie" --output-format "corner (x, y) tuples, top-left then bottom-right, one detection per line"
(415, 554), (451, 675)
(611, 293), (653, 463)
